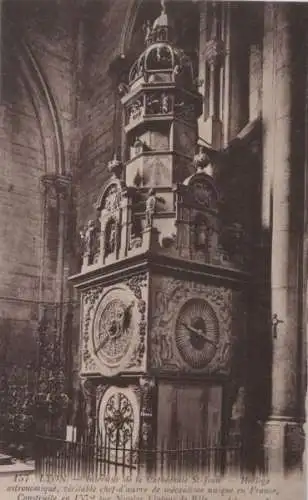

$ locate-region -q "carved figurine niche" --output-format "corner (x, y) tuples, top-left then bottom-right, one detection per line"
(99, 182), (123, 261)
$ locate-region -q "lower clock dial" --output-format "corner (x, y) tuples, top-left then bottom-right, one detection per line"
(99, 386), (140, 449)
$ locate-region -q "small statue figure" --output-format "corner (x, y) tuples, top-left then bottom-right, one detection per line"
(109, 223), (116, 253)
(133, 138), (144, 156)
(105, 219), (117, 256)
(144, 20), (152, 43)
(146, 93), (160, 114)
(107, 155), (124, 179)
(138, 57), (145, 77)
(145, 188), (157, 227)
(173, 64), (182, 82)
(231, 386), (245, 421)
(272, 314), (284, 339)
(195, 220), (209, 249)
(80, 220), (95, 257)
(160, 330), (172, 360)
(117, 82), (129, 97)
(105, 184), (121, 212)
(161, 93), (169, 113)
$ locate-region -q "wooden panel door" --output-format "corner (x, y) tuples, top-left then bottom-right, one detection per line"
(157, 381), (223, 447)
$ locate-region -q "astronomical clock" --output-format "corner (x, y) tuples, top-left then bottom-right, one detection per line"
(149, 276), (243, 376)
(81, 278), (148, 377)
(70, 1), (248, 461)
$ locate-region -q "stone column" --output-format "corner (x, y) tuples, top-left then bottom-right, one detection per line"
(38, 174), (72, 435)
(198, 1), (224, 148)
(40, 174), (72, 304)
(262, 4), (305, 474)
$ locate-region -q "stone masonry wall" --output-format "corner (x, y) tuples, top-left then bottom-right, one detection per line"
(0, 0), (77, 442)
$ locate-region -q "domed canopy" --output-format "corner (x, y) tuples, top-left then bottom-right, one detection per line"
(129, 42), (194, 87)
(128, 0), (195, 88)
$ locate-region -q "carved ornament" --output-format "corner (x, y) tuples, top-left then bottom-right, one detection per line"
(81, 276), (148, 375)
(40, 174), (72, 200)
(150, 277), (236, 374)
(98, 386), (140, 450)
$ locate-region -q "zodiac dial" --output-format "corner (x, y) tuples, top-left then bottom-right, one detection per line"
(92, 288), (137, 369)
(175, 298), (220, 369)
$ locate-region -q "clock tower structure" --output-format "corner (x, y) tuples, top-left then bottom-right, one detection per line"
(70, 2), (249, 465)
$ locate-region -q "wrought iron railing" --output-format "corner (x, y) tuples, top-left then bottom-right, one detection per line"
(35, 433), (262, 480)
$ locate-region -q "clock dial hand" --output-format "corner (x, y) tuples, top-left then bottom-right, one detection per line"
(180, 321), (218, 347)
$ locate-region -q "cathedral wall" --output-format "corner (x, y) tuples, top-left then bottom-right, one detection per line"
(0, 0), (77, 440)
(0, 63), (44, 372)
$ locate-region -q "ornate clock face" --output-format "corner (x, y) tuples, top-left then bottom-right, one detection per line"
(175, 298), (220, 369)
(92, 288), (137, 369)
(191, 179), (215, 207)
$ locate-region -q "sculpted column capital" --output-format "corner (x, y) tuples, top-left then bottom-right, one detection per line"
(40, 174), (72, 199)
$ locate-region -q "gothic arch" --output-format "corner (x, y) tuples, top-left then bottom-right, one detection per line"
(118, 0), (144, 57)
(11, 39), (65, 176)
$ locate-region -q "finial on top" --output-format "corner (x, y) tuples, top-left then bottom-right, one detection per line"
(153, 0), (169, 29)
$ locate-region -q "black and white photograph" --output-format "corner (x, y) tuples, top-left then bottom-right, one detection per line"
(0, 0), (306, 498)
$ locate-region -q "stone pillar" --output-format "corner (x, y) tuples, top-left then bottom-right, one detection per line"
(38, 174), (72, 436)
(249, 43), (262, 122)
(40, 174), (72, 304)
(226, 4), (249, 141)
(262, 4), (305, 474)
(40, 173), (72, 346)
(198, 1), (224, 148)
